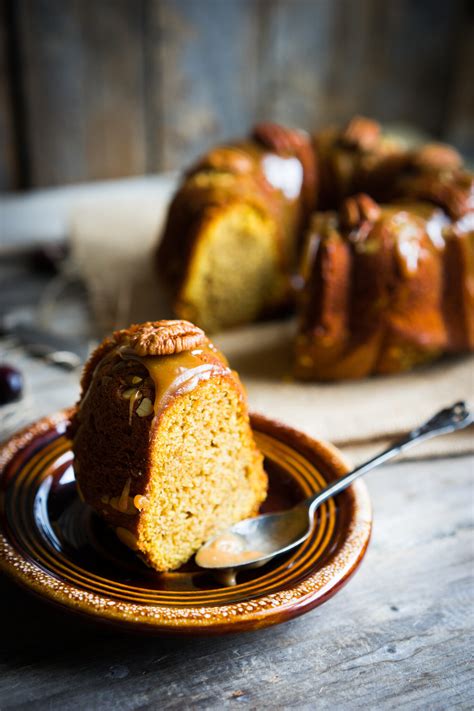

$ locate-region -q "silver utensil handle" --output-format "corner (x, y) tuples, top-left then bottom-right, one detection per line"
(307, 401), (472, 515)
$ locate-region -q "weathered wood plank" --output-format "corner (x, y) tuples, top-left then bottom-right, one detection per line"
(0, 0), (19, 189)
(444, 7), (474, 159)
(16, 0), (87, 186)
(257, 0), (465, 136)
(257, 0), (340, 129)
(361, 0), (464, 135)
(149, 0), (258, 170)
(76, 0), (147, 181)
(17, 0), (147, 186)
(2, 0), (472, 187)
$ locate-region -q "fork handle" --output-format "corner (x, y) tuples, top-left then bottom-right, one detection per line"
(306, 401), (472, 516)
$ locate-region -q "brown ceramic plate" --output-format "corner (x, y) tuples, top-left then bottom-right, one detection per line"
(0, 409), (371, 635)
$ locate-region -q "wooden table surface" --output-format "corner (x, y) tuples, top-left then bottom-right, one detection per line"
(0, 449), (472, 710)
(0, 238), (473, 710)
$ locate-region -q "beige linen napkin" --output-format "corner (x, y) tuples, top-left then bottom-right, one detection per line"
(70, 180), (176, 332)
(70, 185), (474, 464)
(214, 321), (474, 463)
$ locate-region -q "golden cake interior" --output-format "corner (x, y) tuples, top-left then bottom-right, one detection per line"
(141, 376), (265, 571)
(176, 203), (284, 332)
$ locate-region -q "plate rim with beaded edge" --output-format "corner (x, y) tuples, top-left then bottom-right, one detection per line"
(0, 408), (372, 635)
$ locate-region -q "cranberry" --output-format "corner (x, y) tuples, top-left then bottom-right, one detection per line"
(0, 364), (24, 405)
(31, 242), (69, 274)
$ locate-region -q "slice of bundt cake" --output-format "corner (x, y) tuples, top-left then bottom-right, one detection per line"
(69, 320), (267, 572)
(157, 123), (317, 332)
(295, 192), (474, 380)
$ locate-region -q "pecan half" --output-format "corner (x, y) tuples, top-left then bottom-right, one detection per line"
(340, 116), (381, 152)
(253, 122), (317, 211)
(189, 146), (254, 176)
(398, 172), (473, 221)
(252, 122), (309, 154)
(411, 143), (462, 172)
(113, 320), (208, 356)
(339, 193), (381, 229)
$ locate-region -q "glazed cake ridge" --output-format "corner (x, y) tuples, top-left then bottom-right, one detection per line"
(295, 194), (474, 379)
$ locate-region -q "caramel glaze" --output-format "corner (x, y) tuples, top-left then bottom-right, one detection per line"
(188, 138), (310, 209)
(296, 199), (474, 378)
(375, 203), (450, 279)
(77, 343), (238, 428)
(237, 140), (304, 203)
(195, 532), (264, 569)
(301, 202), (465, 285)
(118, 344), (237, 417)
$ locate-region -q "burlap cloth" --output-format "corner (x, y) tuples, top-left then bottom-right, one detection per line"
(70, 184), (473, 464)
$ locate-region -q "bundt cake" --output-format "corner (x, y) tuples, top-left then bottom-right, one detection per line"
(69, 320), (267, 572)
(157, 115), (474, 379)
(157, 123), (317, 332)
(296, 193), (474, 379)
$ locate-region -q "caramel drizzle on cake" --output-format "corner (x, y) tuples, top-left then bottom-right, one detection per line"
(119, 346), (232, 418)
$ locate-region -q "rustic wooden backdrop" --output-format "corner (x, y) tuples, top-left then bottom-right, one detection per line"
(0, 0), (473, 191)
